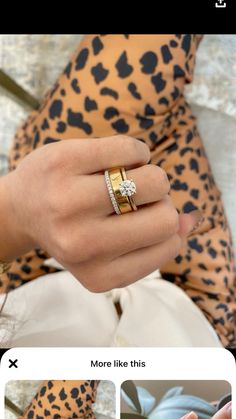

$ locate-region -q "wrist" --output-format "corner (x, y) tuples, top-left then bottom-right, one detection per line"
(0, 172), (35, 262)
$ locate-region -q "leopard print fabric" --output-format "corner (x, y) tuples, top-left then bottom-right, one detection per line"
(18, 380), (98, 419)
(1, 35), (236, 347)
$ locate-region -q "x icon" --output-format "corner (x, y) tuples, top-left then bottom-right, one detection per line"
(9, 359), (18, 368)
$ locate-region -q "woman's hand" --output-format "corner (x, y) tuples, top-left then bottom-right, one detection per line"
(181, 401), (232, 419)
(1, 135), (202, 292)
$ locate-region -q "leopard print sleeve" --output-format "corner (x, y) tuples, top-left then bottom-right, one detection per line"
(2, 34), (236, 347)
(18, 380), (99, 419)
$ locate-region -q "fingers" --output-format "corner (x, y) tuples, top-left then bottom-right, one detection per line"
(93, 199), (203, 259)
(178, 210), (204, 238)
(59, 196), (180, 262)
(55, 136), (151, 174)
(180, 402), (232, 419)
(62, 193), (203, 263)
(76, 164), (170, 216)
(212, 402), (232, 419)
(99, 196), (179, 257)
(127, 165), (170, 207)
(73, 233), (182, 292)
(181, 413), (198, 419)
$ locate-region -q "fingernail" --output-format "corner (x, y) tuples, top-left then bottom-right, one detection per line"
(189, 209), (204, 233)
(182, 412), (198, 419)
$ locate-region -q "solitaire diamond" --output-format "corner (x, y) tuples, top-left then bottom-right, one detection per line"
(119, 179), (136, 197)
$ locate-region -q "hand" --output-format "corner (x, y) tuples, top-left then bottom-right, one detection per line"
(1, 135), (202, 292)
(181, 401), (232, 419)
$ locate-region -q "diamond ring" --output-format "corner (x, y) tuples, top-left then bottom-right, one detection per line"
(119, 179), (136, 197)
(104, 168), (137, 215)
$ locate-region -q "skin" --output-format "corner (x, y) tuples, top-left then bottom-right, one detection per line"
(181, 401), (232, 419)
(0, 135), (203, 292)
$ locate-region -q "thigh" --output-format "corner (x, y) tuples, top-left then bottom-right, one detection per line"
(6, 35), (236, 348)
(9, 34), (199, 170)
(152, 124), (236, 348)
(20, 380), (98, 418)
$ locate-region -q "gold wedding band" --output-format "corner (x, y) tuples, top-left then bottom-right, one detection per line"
(104, 167), (137, 215)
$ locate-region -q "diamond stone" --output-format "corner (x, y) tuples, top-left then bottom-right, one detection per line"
(119, 179), (136, 197)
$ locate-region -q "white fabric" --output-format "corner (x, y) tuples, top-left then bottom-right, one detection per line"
(0, 261), (222, 347)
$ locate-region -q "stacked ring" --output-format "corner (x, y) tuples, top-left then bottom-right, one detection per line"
(104, 168), (137, 215)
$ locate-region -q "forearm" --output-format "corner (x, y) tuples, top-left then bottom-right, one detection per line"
(0, 172), (32, 262)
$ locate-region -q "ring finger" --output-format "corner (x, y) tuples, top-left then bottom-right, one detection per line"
(77, 164), (170, 216)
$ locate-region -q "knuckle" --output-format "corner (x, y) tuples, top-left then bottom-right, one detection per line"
(80, 226), (105, 261)
(83, 239), (101, 261)
(85, 282), (107, 293)
(44, 148), (63, 172)
(53, 226), (81, 264)
(80, 229), (104, 262)
(54, 236), (70, 264)
(118, 135), (137, 152)
(79, 260), (125, 293)
(118, 135), (150, 163)
(145, 165), (170, 194)
(54, 224), (102, 265)
(79, 268), (108, 293)
(55, 234), (77, 265)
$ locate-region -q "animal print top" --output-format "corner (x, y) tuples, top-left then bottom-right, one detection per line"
(1, 35), (236, 347)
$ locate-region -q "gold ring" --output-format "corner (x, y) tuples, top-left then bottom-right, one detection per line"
(104, 167), (137, 215)
(120, 167), (137, 212)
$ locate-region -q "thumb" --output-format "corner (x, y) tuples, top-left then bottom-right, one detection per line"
(178, 209), (204, 238)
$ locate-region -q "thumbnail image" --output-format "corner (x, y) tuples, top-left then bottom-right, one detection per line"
(121, 380), (231, 419)
(5, 380), (115, 419)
